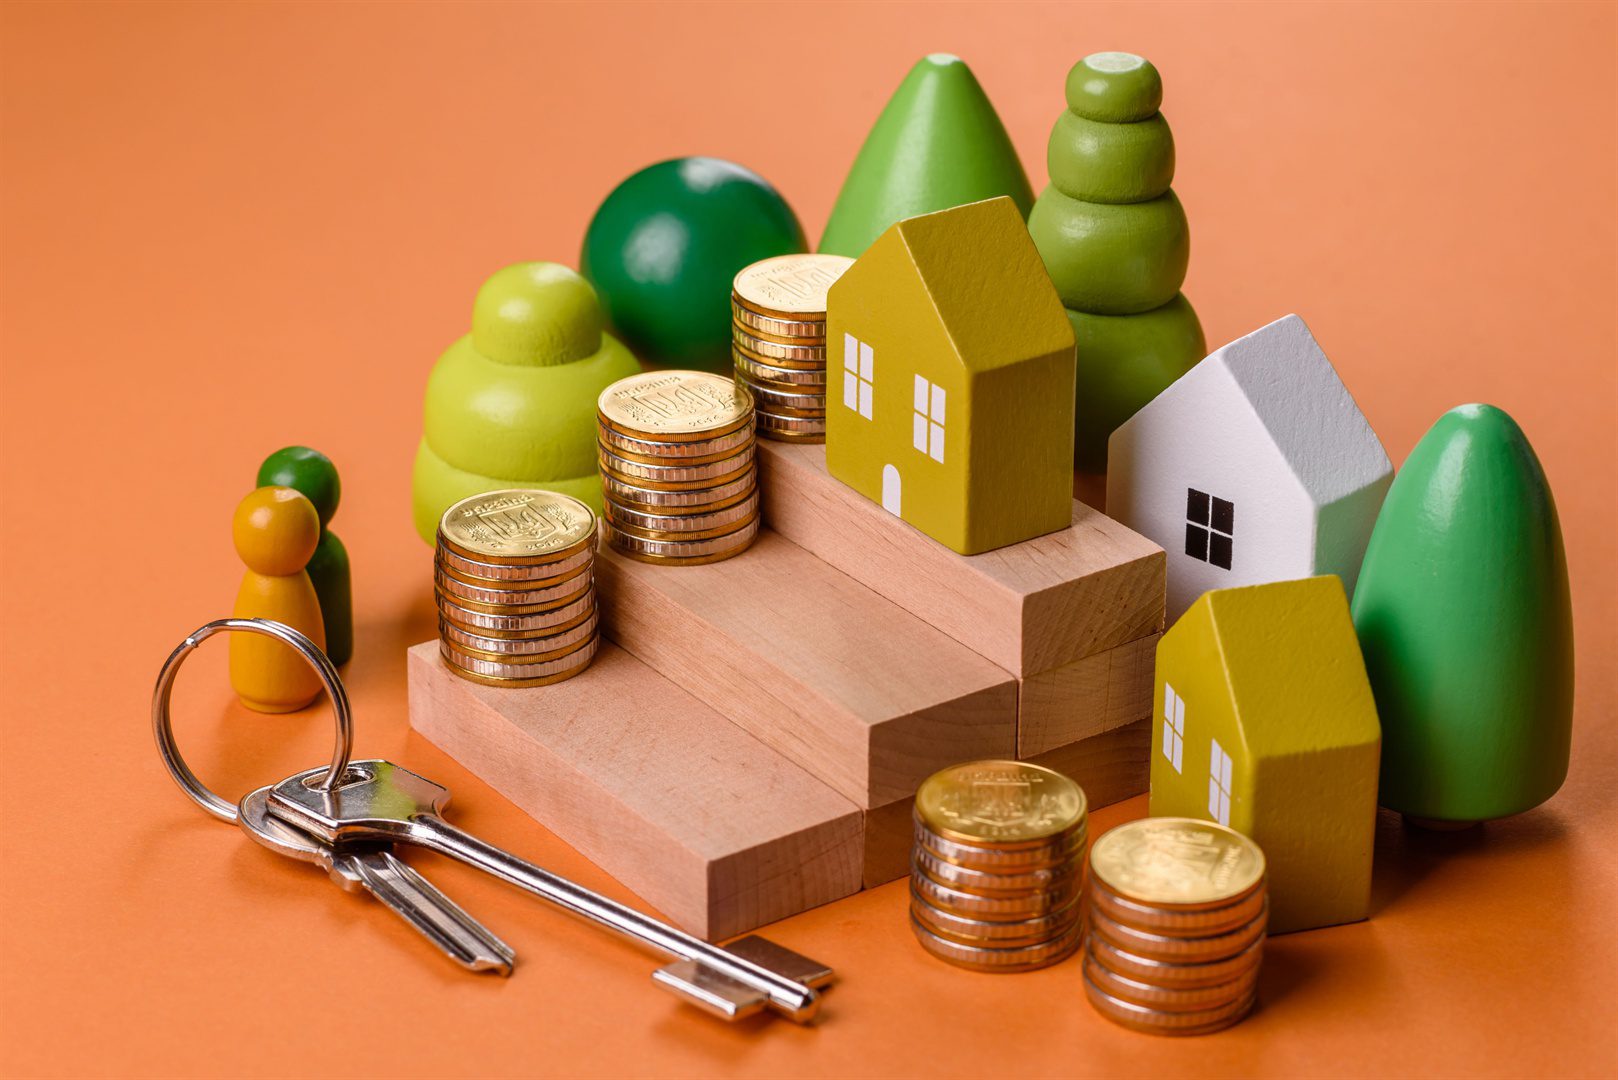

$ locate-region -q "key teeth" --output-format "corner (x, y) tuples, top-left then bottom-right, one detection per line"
(653, 960), (768, 1020)
(722, 935), (836, 989)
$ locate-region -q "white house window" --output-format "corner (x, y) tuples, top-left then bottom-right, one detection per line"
(842, 334), (874, 420)
(1162, 683), (1185, 773)
(912, 374), (945, 463)
(1208, 737), (1233, 825)
(1185, 488), (1234, 570)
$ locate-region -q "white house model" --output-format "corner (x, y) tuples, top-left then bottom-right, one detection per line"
(1106, 314), (1393, 622)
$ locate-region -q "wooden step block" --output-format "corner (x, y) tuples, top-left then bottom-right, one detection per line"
(1019, 634), (1160, 757)
(594, 531), (1018, 809)
(757, 440), (1165, 676)
(860, 718), (1154, 887)
(406, 641), (864, 941)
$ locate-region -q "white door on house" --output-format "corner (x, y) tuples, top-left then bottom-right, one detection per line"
(881, 464), (901, 515)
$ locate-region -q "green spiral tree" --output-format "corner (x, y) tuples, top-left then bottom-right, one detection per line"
(1029, 52), (1206, 472)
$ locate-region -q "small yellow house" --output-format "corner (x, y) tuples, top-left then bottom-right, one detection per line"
(824, 197), (1076, 555)
(1149, 575), (1381, 933)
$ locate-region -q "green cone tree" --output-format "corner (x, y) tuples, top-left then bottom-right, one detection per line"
(1028, 52), (1206, 472)
(819, 53), (1032, 258)
(1351, 404), (1574, 825)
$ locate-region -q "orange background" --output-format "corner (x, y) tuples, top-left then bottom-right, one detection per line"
(2, 2), (1614, 1077)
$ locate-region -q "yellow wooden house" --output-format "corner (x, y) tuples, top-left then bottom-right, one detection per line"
(1149, 575), (1381, 933)
(824, 196), (1075, 555)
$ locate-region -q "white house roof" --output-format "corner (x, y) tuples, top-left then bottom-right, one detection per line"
(1160, 314), (1389, 507)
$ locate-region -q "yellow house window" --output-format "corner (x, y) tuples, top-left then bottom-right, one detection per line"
(912, 375), (945, 463)
(1162, 683), (1185, 773)
(843, 333), (874, 420)
(1209, 738), (1234, 825)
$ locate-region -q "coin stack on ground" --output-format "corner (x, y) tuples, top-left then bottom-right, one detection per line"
(730, 253), (853, 442)
(1083, 817), (1269, 1036)
(908, 760), (1089, 973)
(435, 489), (600, 688)
(597, 370), (760, 565)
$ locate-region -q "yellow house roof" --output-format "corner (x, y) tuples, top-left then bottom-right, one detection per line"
(882, 196), (1074, 373)
(1191, 576), (1381, 759)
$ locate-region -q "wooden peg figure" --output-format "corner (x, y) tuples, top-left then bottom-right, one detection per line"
(230, 486), (326, 712)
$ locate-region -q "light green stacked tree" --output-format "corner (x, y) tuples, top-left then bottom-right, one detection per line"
(1029, 52), (1206, 472)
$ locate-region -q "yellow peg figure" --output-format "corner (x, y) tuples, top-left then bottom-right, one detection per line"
(230, 486), (326, 712)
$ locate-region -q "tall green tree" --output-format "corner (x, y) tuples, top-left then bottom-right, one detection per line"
(1028, 52), (1205, 473)
(1352, 404), (1573, 825)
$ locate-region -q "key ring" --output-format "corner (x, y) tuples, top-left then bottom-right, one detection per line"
(152, 618), (352, 822)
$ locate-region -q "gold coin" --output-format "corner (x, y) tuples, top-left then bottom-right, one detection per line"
(909, 914), (1080, 974)
(915, 760), (1087, 846)
(914, 817), (1087, 872)
(439, 608), (599, 659)
(435, 542), (594, 586)
(730, 300), (826, 342)
(1081, 970), (1255, 1036)
(599, 467), (756, 512)
(433, 564), (592, 609)
(1089, 818), (1266, 909)
(1087, 930), (1264, 989)
(912, 844), (1081, 896)
(604, 491), (759, 537)
(909, 868), (1081, 921)
(732, 349), (828, 387)
(437, 590), (595, 635)
(605, 507), (761, 544)
(910, 893), (1082, 947)
(440, 612), (598, 663)
(438, 489), (596, 565)
(1089, 904), (1267, 964)
(597, 371), (752, 441)
(1083, 947), (1260, 1014)
(731, 253), (852, 316)
(732, 332), (827, 366)
(597, 444), (754, 485)
(754, 411), (827, 439)
(1089, 876), (1268, 938)
(601, 516), (758, 565)
(735, 376), (825, 413)
(440, 633), (598, 682)
(596, 421), (753, 463)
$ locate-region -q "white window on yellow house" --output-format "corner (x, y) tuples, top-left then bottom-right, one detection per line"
(912, 374), (945, 463)
(1209, 738), (1233, 825)
(842, 334), (874, 420)
(1162, 683), (1185, 773)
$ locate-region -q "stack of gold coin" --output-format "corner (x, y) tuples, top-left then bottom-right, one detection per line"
(596, 370), (759, 565)
(730, 253), (853, 442)
(909, 761), (1088, 973)
(1083, 817), (1268, 1036)
(435, 489), (600, 688)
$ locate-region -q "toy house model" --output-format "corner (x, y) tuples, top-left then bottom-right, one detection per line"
(825, 196), (1076, 555)
(1149, 575), (1381, 933)
(1106, 314), (1392, 622)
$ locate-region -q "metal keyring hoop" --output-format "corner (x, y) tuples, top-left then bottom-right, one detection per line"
(152, 618), (352, 822)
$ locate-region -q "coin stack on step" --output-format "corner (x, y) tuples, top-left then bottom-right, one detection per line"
(1083, 817), (1269, 1036)
(435, 489), (600, 688)
(730, 253), (852, 442)
(597, 370), (760, 565)
(908, 761), (1088, 973)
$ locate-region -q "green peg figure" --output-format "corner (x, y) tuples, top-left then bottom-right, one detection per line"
(257, 445), (352, 667)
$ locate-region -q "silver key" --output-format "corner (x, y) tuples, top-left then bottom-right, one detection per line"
(239, 786), (514, 975)
(266, 760), (833, 1022)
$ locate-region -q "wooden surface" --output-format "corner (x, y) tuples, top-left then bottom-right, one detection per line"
(406, 640), (863, 941)
(595, 531), (1017, 808)
(1019, 633), (1160, 757)
(758, 440), (1165, 675)
(3, 5), (1614, 1078)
